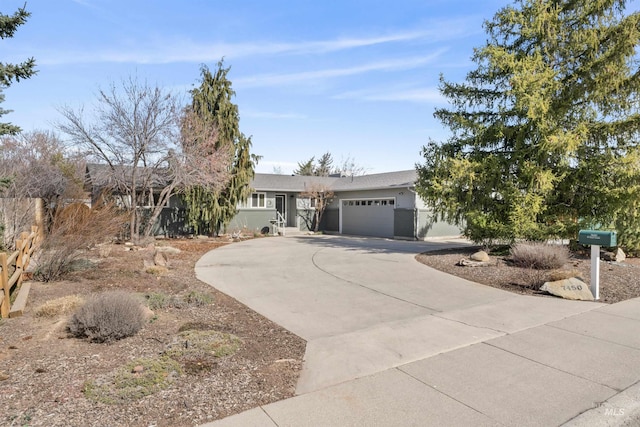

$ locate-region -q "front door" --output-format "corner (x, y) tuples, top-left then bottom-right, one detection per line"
(275, 194), (286, 223)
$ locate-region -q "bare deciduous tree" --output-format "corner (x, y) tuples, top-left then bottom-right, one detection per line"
(0, 130), (84, 245)
(299, 183), (334, 232)
(58, 77), (230, 242)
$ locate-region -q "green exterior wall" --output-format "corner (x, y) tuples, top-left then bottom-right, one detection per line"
(226, 209), (277, 234)
(393, 209), (415, 239)
(417, 209), (462, 238)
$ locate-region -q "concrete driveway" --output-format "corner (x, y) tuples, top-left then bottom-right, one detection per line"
(195, 235), (603, 395)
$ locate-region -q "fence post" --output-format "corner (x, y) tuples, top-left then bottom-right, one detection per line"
(0, 253), (9, 318)
(15, 234), (26, 290)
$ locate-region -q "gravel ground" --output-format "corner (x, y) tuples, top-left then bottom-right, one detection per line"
(416, 246), (640, 304)
(0, 238), (305, 427)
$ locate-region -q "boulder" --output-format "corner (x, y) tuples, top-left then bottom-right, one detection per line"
(153, 251), (168, 267)
(457, 259), (492, 267)
(540, 277), (594, 301)
(156, 246), (181, 254)
(602, 248), (625, 262)
(614, 248), (626, 262)
(470, 250), (491, 262)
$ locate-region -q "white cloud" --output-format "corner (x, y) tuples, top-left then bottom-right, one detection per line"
(235, 50), (447, 88)
(255, 160), (298, 175)
(244, 111), (307, 120)
(334, 87), (446, 104)
(31, 19), (474, 65)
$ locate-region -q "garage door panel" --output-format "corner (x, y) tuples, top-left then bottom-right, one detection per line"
(342, 199), (394, 238)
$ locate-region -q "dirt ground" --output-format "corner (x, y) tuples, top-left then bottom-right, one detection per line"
(0, 237), (305, 427)
(416, 246), (640, 304)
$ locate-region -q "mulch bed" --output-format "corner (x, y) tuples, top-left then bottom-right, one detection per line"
(0, 238), (306, 427)
(416, 246), (640, 304)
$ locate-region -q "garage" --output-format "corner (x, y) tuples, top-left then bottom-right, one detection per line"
(340, 198), (395, 238)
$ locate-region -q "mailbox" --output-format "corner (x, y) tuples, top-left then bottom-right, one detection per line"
(578, 230), (617, 247)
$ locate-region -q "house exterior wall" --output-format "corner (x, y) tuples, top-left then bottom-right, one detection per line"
(393, 208), (415, 239)
(226, 178), (461, 240)
(226, 209), (276, 234)
(416, 209), (463, 239)
(321, 208), (339, 232)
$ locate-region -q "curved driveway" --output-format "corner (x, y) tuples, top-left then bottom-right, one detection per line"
(196, 235), (602, 395)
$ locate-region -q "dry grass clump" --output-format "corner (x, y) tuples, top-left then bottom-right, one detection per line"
(164, 329), (241, 374)
(509, 242), (569, 270)
(548, 269), (583, 282)
(68, 291), (146, 343)
(512, 268), (550, 290)
(35, 295), (84, 318)
(35, 202), (126, 282)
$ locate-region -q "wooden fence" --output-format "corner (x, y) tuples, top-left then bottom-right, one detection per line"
(0, 226), (40, 318)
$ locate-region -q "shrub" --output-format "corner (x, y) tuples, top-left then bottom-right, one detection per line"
(144, 292), (184, 310)
(512, 268), (549, 290)
(184, 291), (213, 307)
(34, 202), (126, 282)
(144, 291), (213, 310)
(509, 242), (569, 270)
(35, 295), (84, 318)
(68, 291), (146, 342)
(83, 356), (182, 403)
(164, 329), (241, 375)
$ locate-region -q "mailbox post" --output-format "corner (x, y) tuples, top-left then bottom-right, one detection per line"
(578, 230), (617, 300)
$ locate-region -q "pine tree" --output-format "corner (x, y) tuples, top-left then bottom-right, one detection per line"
(293, 152), (335, 176)
(1, 5), (37, 136)
(293, 157), (315, 176)
(416, 0), (640, 246)
(183, 61), (258, 235)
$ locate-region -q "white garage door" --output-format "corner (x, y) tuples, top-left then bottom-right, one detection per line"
(341, 198), (395, 238)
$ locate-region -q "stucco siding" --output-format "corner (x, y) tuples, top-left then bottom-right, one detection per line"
(322, 208), (339, 232)
(226, 209), (276, 234)
(393, 209), (415, 239)
(417, 209), (462, 238)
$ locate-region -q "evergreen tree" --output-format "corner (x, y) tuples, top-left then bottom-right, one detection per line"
(183, 61), (258, 235)
(416, 0), (640, 246)
(293, 157), (315, 176)
(293, 152), (338, 177)
(1, 5), (37, 136)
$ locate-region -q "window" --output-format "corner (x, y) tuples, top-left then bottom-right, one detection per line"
(250, 192), (266, 208)
(342, 198), (396, 208)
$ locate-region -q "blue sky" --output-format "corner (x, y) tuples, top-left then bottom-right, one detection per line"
(0, 0), (544, 173)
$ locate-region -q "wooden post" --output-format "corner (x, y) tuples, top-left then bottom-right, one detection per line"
(0, 253), (9, 318)
(15, 234), (26, 290)
(35, 198), (44, 241)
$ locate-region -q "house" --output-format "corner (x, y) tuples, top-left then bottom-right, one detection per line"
(85, 163), (461, 240)
(227, 170), (461, 240)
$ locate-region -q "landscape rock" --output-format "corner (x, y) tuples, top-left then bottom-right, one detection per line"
(602, 248), (625, 262)
(540, 277), (594, 301)
(457, 258), (492, 267)
(470, 250), (491, 262)
(153, 251), (168, 267)
(156, 246), (181, 254)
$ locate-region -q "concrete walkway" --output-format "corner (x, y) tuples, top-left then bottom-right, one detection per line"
(196, 235), (640, 426)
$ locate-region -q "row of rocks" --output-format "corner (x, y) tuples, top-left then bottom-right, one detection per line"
(457, 250), (492, 267)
